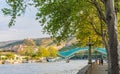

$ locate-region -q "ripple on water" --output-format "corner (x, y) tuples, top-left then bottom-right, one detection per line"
(0, 60), (88, 74)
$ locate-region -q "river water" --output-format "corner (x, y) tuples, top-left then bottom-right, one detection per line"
(0, 60), (88, 74)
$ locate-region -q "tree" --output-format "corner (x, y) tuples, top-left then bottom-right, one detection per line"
(6, 52), (14, 59)
(2, 0), (120, 74)
(18, 46), (34, 56)
(104, 1), (119, 74)
(37, 46), (50, 58)
(47, 46), (58, 58)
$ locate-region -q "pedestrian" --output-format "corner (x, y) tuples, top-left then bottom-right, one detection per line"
(95, 58), (98, 64)
(66, 59), (70, 63)
(100, 57), (103, 65)
(97, 58), (100, 65)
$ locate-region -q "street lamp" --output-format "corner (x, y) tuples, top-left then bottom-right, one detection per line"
(87, 37), (94, 64)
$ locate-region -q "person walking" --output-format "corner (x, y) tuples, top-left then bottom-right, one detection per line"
(100, 57), (103, 65)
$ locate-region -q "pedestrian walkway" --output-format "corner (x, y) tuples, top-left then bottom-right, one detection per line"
(91, 64), (108, 74)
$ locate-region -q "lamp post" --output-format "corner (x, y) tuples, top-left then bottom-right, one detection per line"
(87, 37), (94, 64)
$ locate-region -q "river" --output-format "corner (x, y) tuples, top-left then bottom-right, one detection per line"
(0, 60), (88, 74)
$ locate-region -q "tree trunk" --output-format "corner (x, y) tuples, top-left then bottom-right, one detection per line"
(104, 0), (119, 74)
(102, 35), (111, 74)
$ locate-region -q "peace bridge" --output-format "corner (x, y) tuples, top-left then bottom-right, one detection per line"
(58, 47), (107, 74)
(58, 47), (106, 58)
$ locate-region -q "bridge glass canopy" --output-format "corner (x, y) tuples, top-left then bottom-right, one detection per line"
(58, 47), (89, 58)
(58, 47), (107, 58)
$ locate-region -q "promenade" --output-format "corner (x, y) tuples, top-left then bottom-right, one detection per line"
(91, 64), (108, 74)
(77, 63), (108, 74)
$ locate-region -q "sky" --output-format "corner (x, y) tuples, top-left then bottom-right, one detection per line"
(0, 0), (50, 42)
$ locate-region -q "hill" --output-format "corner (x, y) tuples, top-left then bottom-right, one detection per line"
(0, 37), (78, 51)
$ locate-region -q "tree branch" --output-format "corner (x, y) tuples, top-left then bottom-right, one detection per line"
(88, 20), (102, 36)
(92, 0), (106, 23)
(115, 0), (119, 13)
(100, 0), (105, 4)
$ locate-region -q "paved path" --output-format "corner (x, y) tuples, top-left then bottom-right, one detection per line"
(91, 64), (108, 74)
